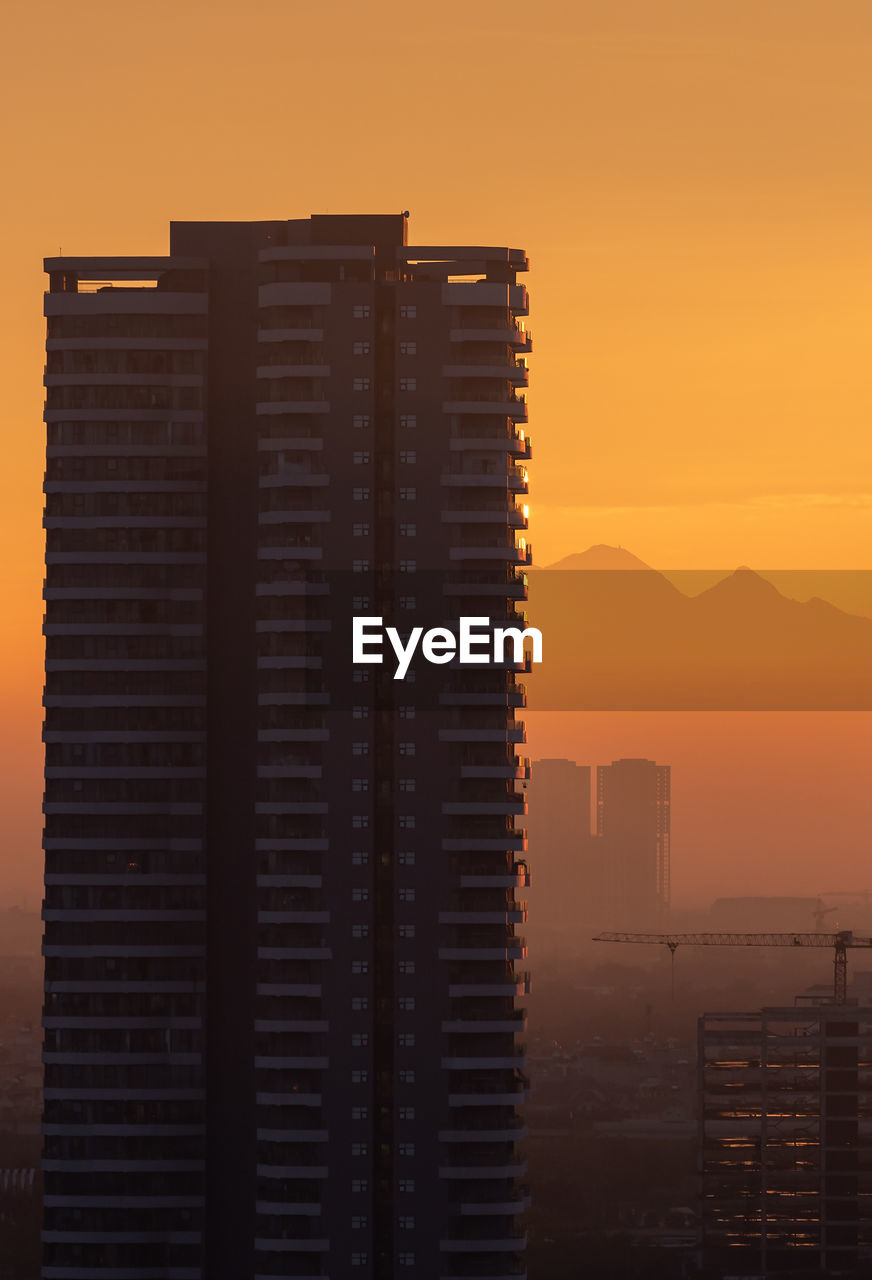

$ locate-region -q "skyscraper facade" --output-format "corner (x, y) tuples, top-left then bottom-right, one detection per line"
(596, 757), (670, 927)
(525, 758), (592, 946)
(42, 215), (532, 1279)
(699, 1003), (872, 1275)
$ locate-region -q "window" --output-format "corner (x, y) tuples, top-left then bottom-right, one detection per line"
(399, 888), (416, 902)
(352, 1144), (368, 1157)
(352, 742), (369, 755)
(353, 595), (370, 609)
(399, 1178), (415, 1192)
(351, 851), (369, 866)
(399, 1106), (415, 1119)
(351, 961), (368, 975)
(399, 486), (416, 500)
(399, 706), (415, 720)
(398, 778), (416, 793)
(399, 815), (415, 830)
(399, 414), (417, 429)
(352, 923), (369, 938)
(351, 996), (368, 1010)
(399, 924), (416, 939)
(399, 559), (416, 573)
(352, 1072), (368, 1086)
(353, 341), (370, 355)
(352, 669), (370, 682)
(399, 523), (416, 537)
(352, 706), (368, 719)
(352, 559), (370, 572)
(353, 451), (371, 464)
(352, 414), (370, 429)
(353, 377), (370, 392)
(399, 450), (416, 464)
(351, 1032), (368, 1047)
(398, 1143), (415, 1156)
(353, 305), (371, 319)
(398, 1215), (414, 1228)
(398, 1034), (415, 1049)
(399, 377), (416, 392)
(400, 342), (416, 356)
(398, 742), (415, 757)
(352, 815), (369, 829)
(353, 486), (370, 500)
(353, 522), (370, 536)
(352, 1252), (368, 1266)
(352, 1105), (368, 1119)
(352, 1215), (367, 1229)
(399, 1070), (415, 1084)
(399, 595), (416, 610)
(399, 1253), (415, 1266)
(399, 960), (415, 974)
(400, 304), (416, 319)
(398, 851), (416, 866)
(352, 888), (369, 902)
(399, 997), (415, 1011)
(352, 778), (369, 792)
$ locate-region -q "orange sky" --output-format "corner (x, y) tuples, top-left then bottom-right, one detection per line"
(2, 0), (872, 906)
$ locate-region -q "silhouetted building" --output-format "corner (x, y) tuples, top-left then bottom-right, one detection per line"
(699, 1003), (872, 1276)
(42, 215), (532, 1278)
(526, 758), (594, 944)
(596, 758), (670, 927)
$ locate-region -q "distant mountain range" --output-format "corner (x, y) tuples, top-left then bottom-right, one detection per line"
(526, 547), (872, 709)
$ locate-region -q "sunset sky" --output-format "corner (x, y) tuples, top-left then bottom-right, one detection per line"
(2, 0), (871, 907)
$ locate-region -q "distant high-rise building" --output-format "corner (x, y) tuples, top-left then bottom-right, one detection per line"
(41, 215), (532, 1279)
(699, 1003), (872, 1275)
(526, 758), (593, 944)
(596, 758), (670, 926)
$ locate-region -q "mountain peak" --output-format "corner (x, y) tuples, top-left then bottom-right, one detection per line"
(546, 545), (653, 571)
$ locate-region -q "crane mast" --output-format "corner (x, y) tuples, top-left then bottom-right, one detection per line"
(593, 929), (872, 1003)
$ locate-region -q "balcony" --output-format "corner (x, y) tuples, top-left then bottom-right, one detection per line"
(439, 941), (527, 962)
(440, 1231), (527, 1253)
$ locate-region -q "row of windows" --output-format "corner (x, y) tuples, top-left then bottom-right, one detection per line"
(351, 341), (416, 356)
(350, 741), (416, 755)
(347, 996), (416, 1012)
(349, 486), (416, 500)
(350, 523), (417, 536)
(350, 705), (416, 718)
(351, 304), (417, 320)
(352, 1253), (415, 1266)
(350, 414), (418, 429)
(349, 449), (417, 463)
(350, 778), (416, 793)
(349, 1071), (416, 1085)
(353, 378), (417, 392)
(348, 851), (415, 866)
(350, 559), (417, 573)
(349, 815), (416, 829)
(350, 887), (416, 902)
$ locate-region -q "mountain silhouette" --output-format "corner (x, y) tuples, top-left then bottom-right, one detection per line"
(527, 551), (872, 709)
(546, 545), (653, 571)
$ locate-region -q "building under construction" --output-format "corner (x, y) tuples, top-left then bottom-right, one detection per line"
(699, 1002), (872, 1276)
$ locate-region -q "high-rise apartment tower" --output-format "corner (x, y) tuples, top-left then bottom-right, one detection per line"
(596, 757), (670, 926)
(42, 215), (532, 1279)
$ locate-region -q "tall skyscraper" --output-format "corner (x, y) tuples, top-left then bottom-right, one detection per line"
(525, 758), (593, 946)
(596, 757), (670, 926)
(42, 215), (532, 1279)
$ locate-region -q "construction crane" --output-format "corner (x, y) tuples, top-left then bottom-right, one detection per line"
(593, 930), (872, 1003)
